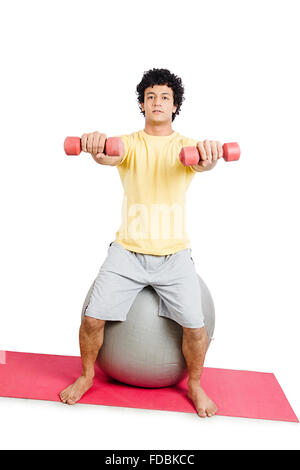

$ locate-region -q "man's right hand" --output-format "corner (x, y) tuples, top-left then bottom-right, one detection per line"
(80, 131), (123, 166)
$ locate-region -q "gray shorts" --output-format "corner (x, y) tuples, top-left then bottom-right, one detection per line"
(84, 241), (204, 328)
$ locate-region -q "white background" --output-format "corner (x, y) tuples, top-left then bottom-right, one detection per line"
(0, 0), (299, 450)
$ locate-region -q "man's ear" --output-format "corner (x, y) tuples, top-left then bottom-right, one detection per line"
(140, 102), (145, 112)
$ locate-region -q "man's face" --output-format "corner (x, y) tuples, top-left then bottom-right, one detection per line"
(140, 84), (177, 123)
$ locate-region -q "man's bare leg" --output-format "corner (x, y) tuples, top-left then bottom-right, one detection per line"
(59, 316), (105, 405)
(182, 326), (217, 418)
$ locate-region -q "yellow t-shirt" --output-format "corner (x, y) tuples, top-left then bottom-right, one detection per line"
(114, 129), (199, 255)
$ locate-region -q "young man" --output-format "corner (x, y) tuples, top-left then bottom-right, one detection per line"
(60, 68), (223, 418)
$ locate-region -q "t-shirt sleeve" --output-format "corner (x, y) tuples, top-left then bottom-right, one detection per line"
(114, 133), (134, 167)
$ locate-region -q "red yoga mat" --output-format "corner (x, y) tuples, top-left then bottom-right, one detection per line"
(0, 351), (298, 422)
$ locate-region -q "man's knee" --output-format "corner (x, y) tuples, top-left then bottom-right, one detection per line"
(81, 315), (106, 333)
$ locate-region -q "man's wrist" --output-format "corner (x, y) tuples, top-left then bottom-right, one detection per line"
(192, 161), (217, 172)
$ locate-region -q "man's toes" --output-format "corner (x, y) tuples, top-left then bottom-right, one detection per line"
(67, 399), (76, 405)
(198, 408), (207, 418)
(207, 406), (217, 417)
(66, 391), (80, 405)
(59, 388), (73, 403)
(59, 393), (67, 403)
(60, 387), (70, 398)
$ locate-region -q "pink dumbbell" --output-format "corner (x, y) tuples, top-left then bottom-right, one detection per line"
(64, 136), (124, 157)
(179, 142), (240, 166)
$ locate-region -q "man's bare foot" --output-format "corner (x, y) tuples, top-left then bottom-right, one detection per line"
(59, 376), (93, 405)
(187, 382), (217, 418)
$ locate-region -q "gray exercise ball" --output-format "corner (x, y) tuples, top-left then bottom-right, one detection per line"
(81, 275), (215, 388)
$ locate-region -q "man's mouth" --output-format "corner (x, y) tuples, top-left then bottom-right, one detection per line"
(153, 110), (163, 114)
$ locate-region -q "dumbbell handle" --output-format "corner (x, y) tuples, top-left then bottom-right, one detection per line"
(64, 136), (124, 157)
(179, 142), (240, 166)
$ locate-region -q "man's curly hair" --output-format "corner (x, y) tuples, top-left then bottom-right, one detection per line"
(136, 68), (185, 122)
